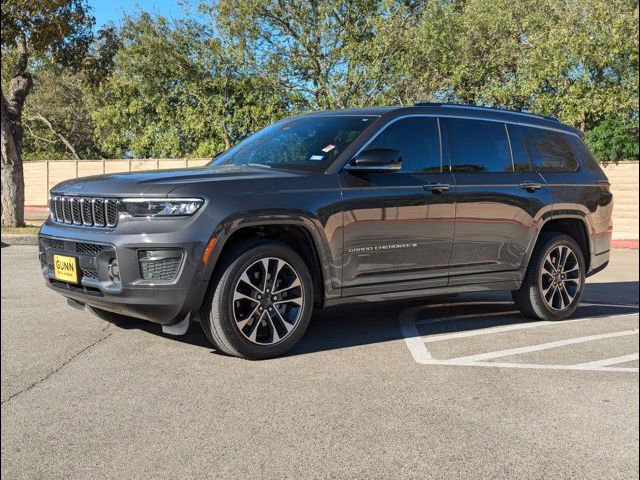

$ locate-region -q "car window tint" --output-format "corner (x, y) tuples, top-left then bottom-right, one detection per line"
(212, 115), (377, 172)
(520, 126), (578, 172)
(366, 117), (441, 173)
(564, 134), (601, 174)
(444, 119), (513, 173)
(506, 125), (532, 172)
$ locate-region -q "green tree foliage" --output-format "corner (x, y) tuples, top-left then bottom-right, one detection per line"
(585, 116), (639, 162)
(21, 63), (103, 160)
(401, 0), (638, 126)
(211, 0), (423, 110)
(1, 0), (94, 226)
(92, 13), (285, 158)
(11, 0), (640, 164)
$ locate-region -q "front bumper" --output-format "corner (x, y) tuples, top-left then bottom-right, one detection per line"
(39, 223), (209, 324)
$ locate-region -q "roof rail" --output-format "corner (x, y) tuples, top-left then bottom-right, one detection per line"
(413, 102), (559, 122)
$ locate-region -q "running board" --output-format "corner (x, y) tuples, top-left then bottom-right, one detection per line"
(162, 313), (190, 336)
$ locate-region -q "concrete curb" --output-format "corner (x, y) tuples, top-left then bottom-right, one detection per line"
(1, 234), (38, 246)
(611, 239), (639, 250)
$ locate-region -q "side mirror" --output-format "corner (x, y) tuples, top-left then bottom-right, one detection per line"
(345, 148), (402, 173)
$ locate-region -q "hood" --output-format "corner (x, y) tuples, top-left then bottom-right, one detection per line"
(50, 164), (303, 197)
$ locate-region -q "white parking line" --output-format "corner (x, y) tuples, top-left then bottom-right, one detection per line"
(399, 304), (640, 373)
(449, 329), (639, 363)
(574, 353), (639, 368)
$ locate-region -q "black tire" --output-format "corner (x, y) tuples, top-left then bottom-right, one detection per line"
(513, 233), (586, 321)
(200, 240), (314, 359)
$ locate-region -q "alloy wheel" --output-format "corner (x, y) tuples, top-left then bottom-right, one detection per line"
(232, 257), (304, 345)
(539, 245), (582, 311)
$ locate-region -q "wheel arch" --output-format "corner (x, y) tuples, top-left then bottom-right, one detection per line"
(198, 214), (337, 310)
(526, 213), (593, 273)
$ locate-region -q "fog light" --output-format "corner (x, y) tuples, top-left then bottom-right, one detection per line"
(108, 259), (121, 283)
(138, 250), (183, 281)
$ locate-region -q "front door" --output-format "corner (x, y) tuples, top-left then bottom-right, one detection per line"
(339, 116), (456, 296)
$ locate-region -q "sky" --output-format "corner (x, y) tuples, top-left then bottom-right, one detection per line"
(91, 0), (204, 28)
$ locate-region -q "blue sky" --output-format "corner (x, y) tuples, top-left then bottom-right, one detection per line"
(92, 0), (204, 28)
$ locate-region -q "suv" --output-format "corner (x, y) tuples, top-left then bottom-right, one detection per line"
(39, 103), (613, 359)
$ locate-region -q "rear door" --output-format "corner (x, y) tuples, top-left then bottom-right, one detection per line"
(443, 118), (551, 283)
(339, 116), (456, 294)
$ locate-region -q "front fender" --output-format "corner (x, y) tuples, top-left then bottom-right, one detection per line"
(194, 210), (341, 310)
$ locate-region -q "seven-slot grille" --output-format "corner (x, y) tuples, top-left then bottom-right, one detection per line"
(49, 196), (119, 228)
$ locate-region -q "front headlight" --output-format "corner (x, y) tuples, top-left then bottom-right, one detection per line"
(122, 198), (204, 217)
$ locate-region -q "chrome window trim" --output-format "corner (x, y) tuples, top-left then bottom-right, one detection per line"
(342, 113), (581, 173)
(436, 117), (444, 173)
(504, 123), (516, 172)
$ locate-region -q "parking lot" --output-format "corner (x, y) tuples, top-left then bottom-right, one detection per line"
(1, 245), (638, 479)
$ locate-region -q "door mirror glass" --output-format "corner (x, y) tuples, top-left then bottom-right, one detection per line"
(345, 148), (403, 172)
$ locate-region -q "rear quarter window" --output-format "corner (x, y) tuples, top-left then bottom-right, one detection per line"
(519, 126), (579, 172)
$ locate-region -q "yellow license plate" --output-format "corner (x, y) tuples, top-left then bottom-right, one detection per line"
(53, 254), (79, 284)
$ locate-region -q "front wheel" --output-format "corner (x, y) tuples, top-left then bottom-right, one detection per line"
(200, 241), (314, 359)
(513, 233), (586, 321)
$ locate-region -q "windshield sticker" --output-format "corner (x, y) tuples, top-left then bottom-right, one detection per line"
(309, 155), (324, 161)
(321, 144), (336, 153)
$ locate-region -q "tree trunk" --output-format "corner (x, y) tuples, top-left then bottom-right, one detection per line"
(1, 94), (26, 227)
(1, 37), (32, 227)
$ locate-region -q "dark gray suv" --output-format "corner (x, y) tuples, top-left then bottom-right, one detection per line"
(39, 103), (613, 359)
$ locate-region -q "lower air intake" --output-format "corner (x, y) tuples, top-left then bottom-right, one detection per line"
(138, 250), (183, 281)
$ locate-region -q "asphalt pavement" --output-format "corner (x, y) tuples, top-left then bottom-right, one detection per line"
(1, 245), (638, 479)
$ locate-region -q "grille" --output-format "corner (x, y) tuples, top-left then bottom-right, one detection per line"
(140, 256), (182, 281)
(81, 268), (99, 280)
(76, 242), (104, 255)
(42, 238), (64, 250)
(81, 199), (93, 225)
(71, 198), (82, 224)
(93, 199), (105, 226)
(50, 196), (119, 228)
(62, 198), (72, 222)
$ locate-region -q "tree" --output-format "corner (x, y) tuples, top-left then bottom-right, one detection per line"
(92, 13), (285, 158)
(211, 0), (423, 111)
(585, 116), (639, 162)
(396, 0), (638, 160)
(1, 0), (94, 226)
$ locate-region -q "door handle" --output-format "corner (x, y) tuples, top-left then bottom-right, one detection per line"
(519, 181), (542, 192)
(424, 183), (450, 193)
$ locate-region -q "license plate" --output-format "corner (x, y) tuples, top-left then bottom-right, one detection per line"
(53, 254), (79, 284)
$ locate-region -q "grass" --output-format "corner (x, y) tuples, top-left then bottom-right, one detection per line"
(1, 225), (40, 235)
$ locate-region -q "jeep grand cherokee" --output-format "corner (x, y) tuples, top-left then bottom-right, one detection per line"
(39, 103), (613, 359)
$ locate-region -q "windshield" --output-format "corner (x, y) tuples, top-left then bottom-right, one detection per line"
(210, 115), (378, 172)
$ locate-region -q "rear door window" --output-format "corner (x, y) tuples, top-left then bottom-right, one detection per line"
(519, 126), (578, 172)
(443, 118), (513, 173)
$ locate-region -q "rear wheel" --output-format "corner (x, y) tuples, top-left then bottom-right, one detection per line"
(200, 240), (313, 359)
(513, 233), (585, 321)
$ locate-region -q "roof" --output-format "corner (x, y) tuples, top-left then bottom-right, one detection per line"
(305, 103), (582, 136)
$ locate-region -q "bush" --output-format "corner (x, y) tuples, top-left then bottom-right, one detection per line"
(585, 117), (639, 162)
